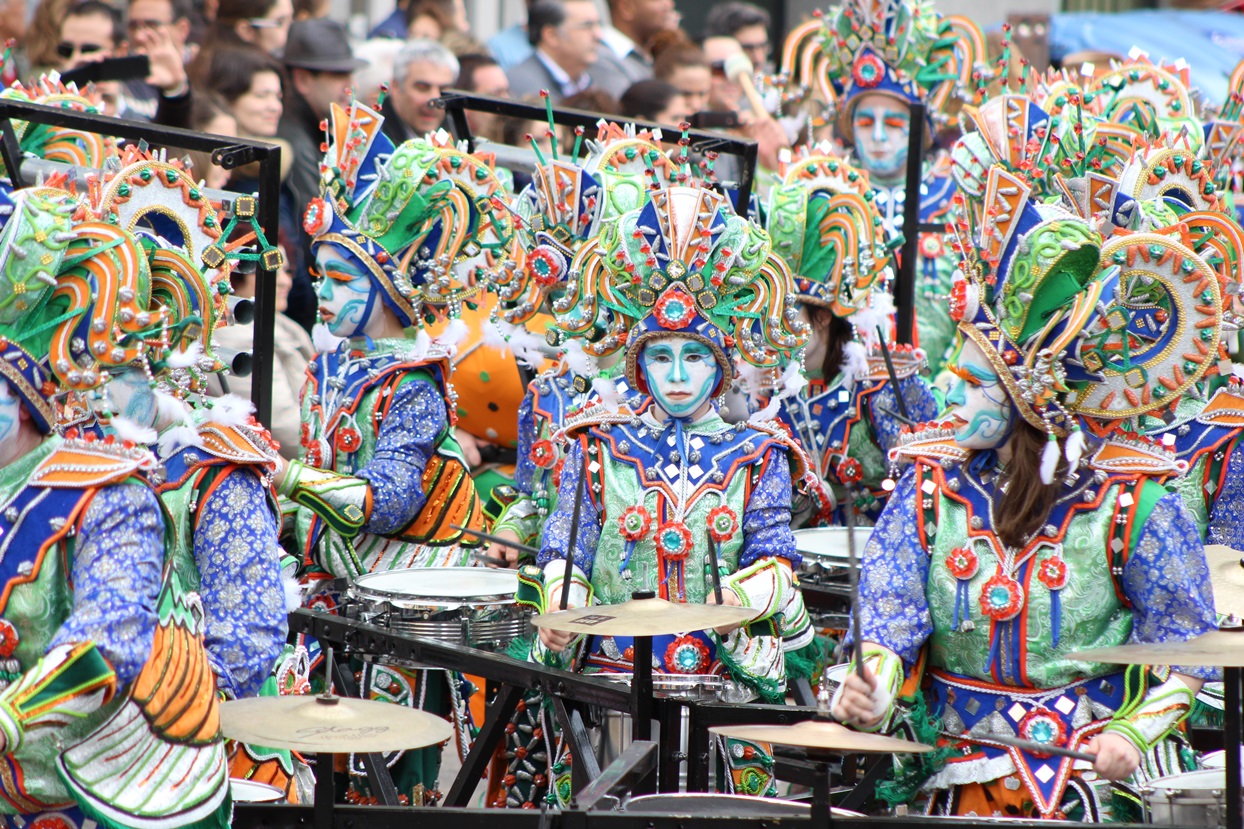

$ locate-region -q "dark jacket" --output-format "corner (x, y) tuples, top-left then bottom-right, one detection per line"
(380, 94), (418, 147)
(276, 87), (323, 226)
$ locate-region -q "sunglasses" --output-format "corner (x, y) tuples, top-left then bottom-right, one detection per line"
(247, 15), (291, 28)
(709, 60), (726, 77)
(55, 41), (107, 59)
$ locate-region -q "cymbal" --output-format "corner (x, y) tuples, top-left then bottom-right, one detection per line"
(1072, 629), (1244, 667)
(710, 720), (932, 754)
(1205, 544), (1244, 618)
(220, 695), (454, 753)
(531, 596), (760, 637)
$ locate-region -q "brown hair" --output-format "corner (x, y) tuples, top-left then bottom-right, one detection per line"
(27, 0), (74, 70)
(806, 305), (853, 382)
(993, 418), (1062, 549)
(651, 33), (708, 80)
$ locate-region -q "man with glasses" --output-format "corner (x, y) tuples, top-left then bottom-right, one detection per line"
(122, 0), (194, 124)
(588, 0), (678, 99)
(509, 0), (602, 103)
(703, 2), (771, 73)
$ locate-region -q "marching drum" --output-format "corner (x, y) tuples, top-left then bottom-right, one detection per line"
(348, 567), (531, 651)
(1142, 769), (1236, 827)
(792, 527), (867, 582)
(624, 794), (862, 818)
(229, 779), (285, 803)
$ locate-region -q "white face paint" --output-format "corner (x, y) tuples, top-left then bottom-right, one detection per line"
(105, 366), (157, 428)
(0, 379), (22, 445)
(944, 338), (1016, 451)
(315, 244), (384, 338)
(851, 92), (911, 186)
(640, 335), (721, 419)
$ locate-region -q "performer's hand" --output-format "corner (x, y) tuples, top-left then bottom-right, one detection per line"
(831, 671), (885, 730)
(455, 428), (483, 468)
(1085, 733), (1141, 781)
(706, 589), (744, 635)
(539, 585), (577, 653)
(488, 528), (523, 569)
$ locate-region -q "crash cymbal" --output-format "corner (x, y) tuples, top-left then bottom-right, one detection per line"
(220, 694), (454, 753)
(531, 596), (760, 637)
(1205, 545), (1244, 619)
(710, 720), (932, 754)
(1072, 629), (1244, 667)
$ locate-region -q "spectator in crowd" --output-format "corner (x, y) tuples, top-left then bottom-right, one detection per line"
(204, 0), (293, 56)
(619, 78), (688, 126)
(123, 0), (194, 122)
(700, 35), (788, 172)
(407, 1), (451, 41)
(382, 38), (458, 144)
(509, 0), (602, 103)
(371, 0), (466, 40)
(486, 0), (534, 69)
(278, 18), (364, 227)
(590, 0), (680, 99)
(652, 34), (711, 116)
(184, 93), (236, 190)
(353, 37), (405, 105)
(703, 2), (771, 72)
(28, 0), (74, 73)
(454, 53), (510, 143)
(293, 0), (329, 19)
(201, 46), (285, 140)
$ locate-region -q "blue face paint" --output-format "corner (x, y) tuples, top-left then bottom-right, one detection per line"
(851, 93), (911, 185)
(0, 380), (20, 444)
(641, 337), (721, 419)
(315, 244), (381, 338)
(105, 366), (157, 428)
(944, 339), (1015, 450)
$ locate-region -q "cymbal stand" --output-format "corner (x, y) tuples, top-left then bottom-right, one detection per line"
(315, 646), (338, 829)
(632, 590), (656, 745)
(1227, 664), (1241, 829)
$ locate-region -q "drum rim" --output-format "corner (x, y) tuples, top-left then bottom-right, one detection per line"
(792, 527), (867, 561)
(351, 566), (519, 607)
(229, 778), (285, 802)
(1145, 768), (1229, 792)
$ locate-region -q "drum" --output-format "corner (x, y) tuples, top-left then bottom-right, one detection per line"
(1142, 769), (1235, 827)
(230, 778), (285, 803)
(601, 672), (726, 702)
(821, 663), (853, 699)
(624, 793), (861, 818)
(792, 528), (869, 581)
(348, 567), (531, 651)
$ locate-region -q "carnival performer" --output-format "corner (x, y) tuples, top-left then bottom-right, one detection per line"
(534, 184), (815, 798)
(285, 100), (513, 804)
(765, 147), (938, 526)
(0, 185), (229, 828)
(783, 0), (984, 379)
(831, 99), (1223, 819)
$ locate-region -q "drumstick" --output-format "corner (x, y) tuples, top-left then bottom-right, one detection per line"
(875, 327), (910, 423)
(843, 494), (866, 681)
(958, 733), (1096, 763)
(723, 53), (768, 118)
(452, 524), (543, 559)
(470, 550), (511, 568)
(708, 533), (724, 605)
(875, 405), (917, 427)
(562, 459), (587, 610)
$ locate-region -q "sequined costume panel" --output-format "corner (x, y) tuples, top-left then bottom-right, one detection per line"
(355, 376), (446, 535)
(51, 482), (163, 684)
(194, 469), (288, 698)
(1208, 437), (1244, 549)
(536, 440), (601, 577)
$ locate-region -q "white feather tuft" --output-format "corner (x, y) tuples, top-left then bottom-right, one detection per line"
(840, 340), (870, 384)
(209, 394), (255, 427)
(776, 360), (808, 400)
(1040, 436), (1060, 485)
(851, 292), (896, 344)
(158, 423), (204, 455)
(282, 573), (304, 612)
(482, 318), (511, 354)
(165, 340), (203, 369)
(411, 328), (432, 362)
(748, 396), (782, 424)
(591, 376), (621, 413)
(311, 323), (344, 354)
(436, 318), (469, 352)
(563, 339), (598, 379)
(155, 389), (194, 427)
(109, 416), (158, 446)
(1064, 426), (1086, 470)
(509, 328), (548, 369)
(734, 361), (767, 400)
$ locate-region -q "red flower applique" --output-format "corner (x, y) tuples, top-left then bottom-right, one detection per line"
(618, 505), (653, 542)
(653, 288), (698, 330)
(836, 457), (864, 485)
(979, 572), (1024, 622)
(527, 245), (564, 287)
(529, 439), (557, 469)
(303, 196), (332, 237)
(335, 425), (362, 454)
(945, 546), (979, 580)
(654, 520), (693, 560)
(1036, 557), (1068, 591)
(851, 52), (886, 89)
(706, 505), (739, 544)
(664, 634), (711, 674)
(0, 620), (19, 659)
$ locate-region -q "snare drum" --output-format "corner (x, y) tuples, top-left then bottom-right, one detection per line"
(821, 663), (853, 699)
(1142, 769), (1236, 827)
(792, 528), (869, 582)
(624, 793), (861, 818)
(348, 567), (531, 651)
(230, 778), (285, 803)
(601, 672), (725, 701)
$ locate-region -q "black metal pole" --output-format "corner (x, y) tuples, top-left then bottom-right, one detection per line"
(657, 700), (683, 792)
(314, 752), (335, 829)
(632, 632), (654, 743)
(250, 146), (280, 428)
(895, 102), (926, 347)
(1227, 666), (1242, 829)
(809, 752), (834, 829)
(444, 683), (522, 807)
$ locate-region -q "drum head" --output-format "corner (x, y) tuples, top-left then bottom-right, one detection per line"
(1147, 769), (1230, 791)
(230, 778), (284, 803)
(625, 794), (860, 818)
(351, 567), (519, 608)
(792, 528), (869, 567)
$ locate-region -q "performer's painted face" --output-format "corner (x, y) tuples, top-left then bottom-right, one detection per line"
(315, 244), (384, 338)
(641, 335), (721, 419)
(945, 339), (1015, 450)
(0, 379), (21, 443)
(106, 366), (157, 427)
(851, 93), (910, 184)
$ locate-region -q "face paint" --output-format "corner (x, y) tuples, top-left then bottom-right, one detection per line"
(315, 244), (382, 338)
(106, 366), (157, 427)
(851, 93), (911, 185)
(0, 379), (21, 445)
(641, 336), (721, 419)
(944, 338), (1015, 450)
